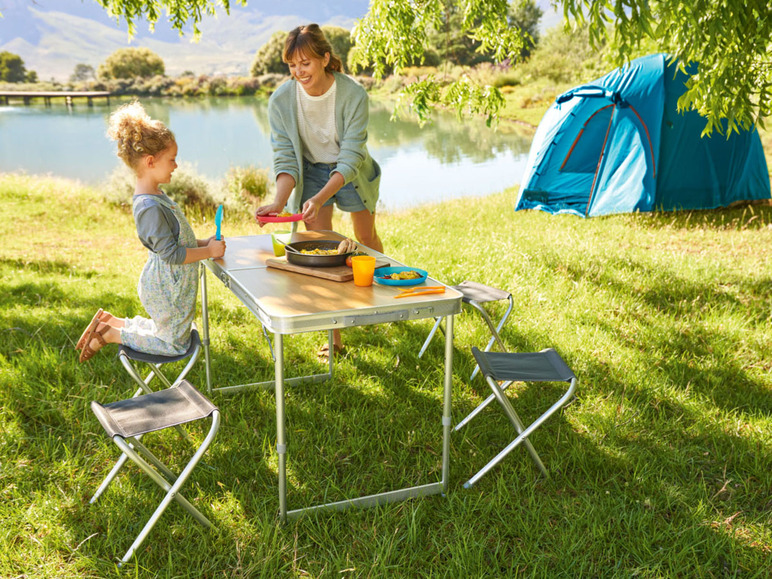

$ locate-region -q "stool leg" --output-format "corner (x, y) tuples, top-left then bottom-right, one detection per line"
(493, 389), (548, 478)
(467, 300), (509, 381)
(128, 437), (179, 482)
(454, 392), (496, 431)
(90, 448), (133, 504)
(115, 412), (220, 566)
(169, 342), (202, 387)
(418, 317), (443, 358)
(464, 377), (577, 488)
(200, 263), (212, 395)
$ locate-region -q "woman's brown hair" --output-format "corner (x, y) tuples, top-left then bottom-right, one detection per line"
(282, 24), (343, 73)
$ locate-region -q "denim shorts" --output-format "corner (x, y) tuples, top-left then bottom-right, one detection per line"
(302, 159), (367, 213)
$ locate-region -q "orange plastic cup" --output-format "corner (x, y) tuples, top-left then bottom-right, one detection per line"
(351, 255), (376, 287)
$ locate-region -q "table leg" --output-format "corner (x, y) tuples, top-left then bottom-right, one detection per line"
(200, 264), (212, 395)
(274, 333), (287, 522)
(442, 314), (453, 494)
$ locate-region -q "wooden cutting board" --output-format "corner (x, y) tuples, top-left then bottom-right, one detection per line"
(265, 257), (390, 282)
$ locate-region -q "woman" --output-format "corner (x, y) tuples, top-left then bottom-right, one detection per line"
(256, 24), (383, 357)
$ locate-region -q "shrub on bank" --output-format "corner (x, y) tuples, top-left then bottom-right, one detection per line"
(102, 163), (270, 218)
(61, 74), (273, 97)
(225, 166), (271, 213)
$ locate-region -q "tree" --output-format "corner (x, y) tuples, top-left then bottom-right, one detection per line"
(86, 0), (772, 134)
(352, 0), (772, 134)
(0, 51), (28, 83)
(250, 30), (287, 77)
(98, 47), (165, 80)
(560, 0), (772, 135)
(321, 26), (353, 71)
(70, 63), (96, 82)
(426, 4), (495, 67)
(508, 0), (543, 58)
(91, 0), (244, 37)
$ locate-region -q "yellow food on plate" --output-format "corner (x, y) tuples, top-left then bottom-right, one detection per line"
(277, 211), (293, 217)
(299, 248), (338, 255)
(383, 270), (422, 280)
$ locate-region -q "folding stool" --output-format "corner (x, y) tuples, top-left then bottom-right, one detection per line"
(419, 280), (513, 380)
(90, 380), (220, 566)
(461, 347), (577, 488)
(118, 327), (202, 395)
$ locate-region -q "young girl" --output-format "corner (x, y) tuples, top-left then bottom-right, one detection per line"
(77, 101), (226, 363)
(255, 24), (383, 357)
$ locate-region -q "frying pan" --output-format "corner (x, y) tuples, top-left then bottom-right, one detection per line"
(282, 240), (353, 267)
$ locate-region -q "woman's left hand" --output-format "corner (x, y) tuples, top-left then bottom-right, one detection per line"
(301, 198), (322, 222)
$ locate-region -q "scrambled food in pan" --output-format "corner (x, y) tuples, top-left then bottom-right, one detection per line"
(299, 248), (339, 255)
(381, 270), (422, 280)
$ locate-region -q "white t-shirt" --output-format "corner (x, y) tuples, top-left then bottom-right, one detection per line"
(296, 80), (339, 164)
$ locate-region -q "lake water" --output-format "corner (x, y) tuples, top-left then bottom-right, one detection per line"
(0, 96), (532, 212)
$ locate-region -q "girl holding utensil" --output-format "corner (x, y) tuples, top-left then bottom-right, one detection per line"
(255, 24), (384, 357)
(76, 101), (226, 363)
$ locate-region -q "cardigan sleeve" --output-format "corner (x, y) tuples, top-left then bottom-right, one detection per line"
(268, 90), (300, 184)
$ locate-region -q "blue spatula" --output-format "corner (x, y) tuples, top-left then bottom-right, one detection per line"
(215, 205), (223, 240)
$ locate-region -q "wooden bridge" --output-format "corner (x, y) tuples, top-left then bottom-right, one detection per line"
(0, 91), (112, 106)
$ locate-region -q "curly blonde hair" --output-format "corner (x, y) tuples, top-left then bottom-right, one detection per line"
(106, 101), (175, 169)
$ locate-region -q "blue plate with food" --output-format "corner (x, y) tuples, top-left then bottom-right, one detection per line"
(374, 266), (428, 286)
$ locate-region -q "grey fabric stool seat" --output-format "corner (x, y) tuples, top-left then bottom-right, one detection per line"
(419, 280), (514, 381)
(462, 347), (577, 488)
(90, 380), (220, 567)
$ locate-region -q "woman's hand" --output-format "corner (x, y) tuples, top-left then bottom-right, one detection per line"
(301, 198), (323, 223)
(255, 202), (286, 227)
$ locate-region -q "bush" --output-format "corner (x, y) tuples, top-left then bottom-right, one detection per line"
(322, 25), (353, 71)
(102, 163), (220, 213)
(98, 47), (165, 80)
(102, 164), (136, 208)
(163, 163), (220, 212)
(0, 51), (30, 83)
(226, 76), (261, 96)
(492, 72), (521, 89)
(225, 166), (271, 212)
(256, 73), (286, 90)
(251, 30), (287, 76)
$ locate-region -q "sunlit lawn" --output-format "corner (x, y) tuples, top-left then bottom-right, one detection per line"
(1, 173), (771, 576)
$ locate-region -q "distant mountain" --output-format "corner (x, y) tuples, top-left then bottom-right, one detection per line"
(0, 0), (560, 81)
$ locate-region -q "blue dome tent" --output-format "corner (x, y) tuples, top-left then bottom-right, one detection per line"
(515, 54), (771, 217)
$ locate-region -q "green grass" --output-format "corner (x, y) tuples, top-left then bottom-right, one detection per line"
(1, 173), (771, 576)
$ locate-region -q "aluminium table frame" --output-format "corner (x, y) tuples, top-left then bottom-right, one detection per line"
(198, 233), (461, 521)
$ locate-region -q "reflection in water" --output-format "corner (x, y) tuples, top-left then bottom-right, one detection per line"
(0, 96), (532, 211)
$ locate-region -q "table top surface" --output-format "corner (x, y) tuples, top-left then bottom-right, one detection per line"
(206, 231), (462, 333)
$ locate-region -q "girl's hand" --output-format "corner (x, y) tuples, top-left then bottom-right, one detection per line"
(207, 237), (226, 259)
(255, 202), (286, 227)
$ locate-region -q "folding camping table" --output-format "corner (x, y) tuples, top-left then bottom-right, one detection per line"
(199, 231), (462, 520)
